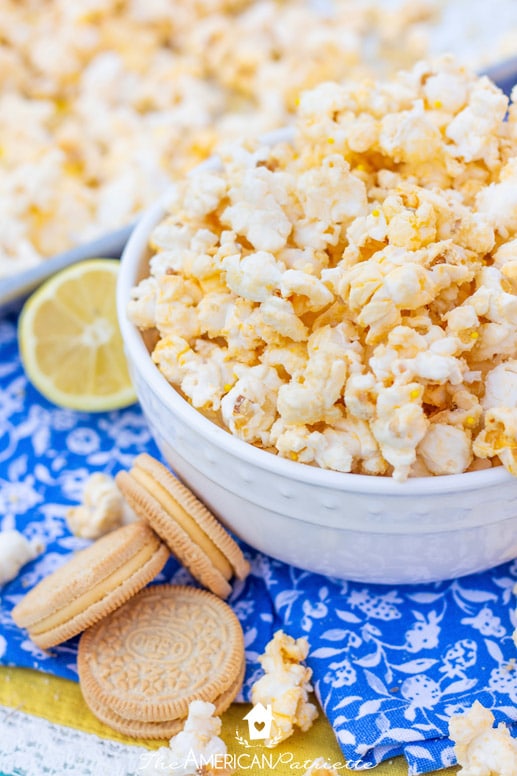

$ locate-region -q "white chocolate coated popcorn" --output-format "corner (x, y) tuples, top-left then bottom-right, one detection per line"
(130, 58), (517, 479)
(2, 0), (448, 279)
(417, 422), (472, 475)
(482, 361), (517, 410)
(138, 700), (232, 776)
(0, 530), (44, 587)
(66, 472), (136, 539)
(250, 630), (318, 747)
(448, 701), (517, 776)
(4, 0), (517, 280)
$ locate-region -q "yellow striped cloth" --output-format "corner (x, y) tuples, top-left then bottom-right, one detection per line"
(0, 666), (457, 775)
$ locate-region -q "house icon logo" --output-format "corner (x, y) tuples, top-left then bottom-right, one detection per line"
(242, 703), (274, 740)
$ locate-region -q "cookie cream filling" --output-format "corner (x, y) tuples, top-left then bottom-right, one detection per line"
(28, 539), (162, 636)
(131, 466), (233, 580)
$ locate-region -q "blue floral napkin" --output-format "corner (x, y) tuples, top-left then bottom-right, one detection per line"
(1, 305), (516, 775)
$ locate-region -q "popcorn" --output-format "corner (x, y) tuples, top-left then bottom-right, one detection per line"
(473, 409), (517, 476)
(271, 415), (385, 475)
(448, 700), (517, 776)
(222, 167), (293, 253)
(379, 101), (442, 164)
(221, 364), (283, 444)
(130, 58), (517, 480)
(222, 250), (284, 303)
(250, 630), (318, 747)
(2, 0), (452, 280)
(259, 298), (305, 342)
(66, 472), (136, 539)
(297, 155), (368, 225)
(417, 423), (472, 475)
(139, 700), (233, 776)
(0, 530), (44, 587)
(445, 77), (509, 166)
(371, 383), (428, 481)
(280, 270), (334, 313)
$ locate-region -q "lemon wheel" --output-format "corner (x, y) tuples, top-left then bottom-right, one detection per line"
(19, 259), (137, 412)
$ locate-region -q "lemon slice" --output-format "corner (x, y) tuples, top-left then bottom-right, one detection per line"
(19, 258), (137, 412)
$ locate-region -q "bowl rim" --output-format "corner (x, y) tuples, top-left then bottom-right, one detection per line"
(117, 186), (515, 498)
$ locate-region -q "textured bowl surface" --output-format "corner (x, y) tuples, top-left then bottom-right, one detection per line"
(117, 196), (517, 585)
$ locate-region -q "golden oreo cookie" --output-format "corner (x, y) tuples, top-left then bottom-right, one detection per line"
(78, 584), (245, 738)
(12, 522), (169, 649)
(80, 661), (245, 739)
(116, 453), (249, 598)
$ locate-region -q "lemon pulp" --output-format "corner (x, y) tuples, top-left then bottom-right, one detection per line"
(19, 258), (136, 412)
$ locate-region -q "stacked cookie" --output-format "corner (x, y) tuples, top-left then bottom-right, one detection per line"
(12, 455), (248, 737)
(79, 585), (245, 738)
(115, 453), (249, 599)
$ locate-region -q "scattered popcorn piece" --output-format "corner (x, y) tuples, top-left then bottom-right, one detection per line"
(66, 472), (136, 540)
(448, 700), (517, 776)
(138, 700), (232, 776)
(0, 530), (44, 587)
(251, 630), (318, 747)
(2, 0), (453, 281)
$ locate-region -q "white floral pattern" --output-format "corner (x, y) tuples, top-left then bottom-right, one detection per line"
(0, 305), (516, 775)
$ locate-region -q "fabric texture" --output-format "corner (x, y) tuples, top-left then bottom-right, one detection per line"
(0, 667), (348, 776)
(0, 705), (147, 776)
(1, 305), (516, 775)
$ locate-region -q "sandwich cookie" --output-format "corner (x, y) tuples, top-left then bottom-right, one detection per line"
(78, 584), (245, 738)
(115, 453), (249, 598)
(12, 522), (169, 649)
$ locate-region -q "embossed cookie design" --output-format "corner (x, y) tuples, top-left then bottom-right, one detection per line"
(78, 584), (245, 738)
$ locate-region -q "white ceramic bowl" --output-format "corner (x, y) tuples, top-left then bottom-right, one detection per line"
(117, 197), (517, 585)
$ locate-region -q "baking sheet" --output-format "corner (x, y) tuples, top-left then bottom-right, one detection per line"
(0, 223), (134, 312)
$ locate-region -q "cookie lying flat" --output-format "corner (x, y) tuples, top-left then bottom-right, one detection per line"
(115, 453), (249, 598)
(78, 584), (245, 738)
(12, 522), (169, 649)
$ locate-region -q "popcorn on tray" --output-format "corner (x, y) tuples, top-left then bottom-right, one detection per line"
(129, 56), (517, 480)
(448, 700), (517, 776)
(250, 630), (318, 747)
(0, 0), (439, 279)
